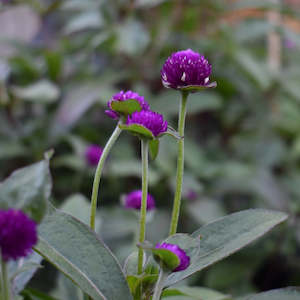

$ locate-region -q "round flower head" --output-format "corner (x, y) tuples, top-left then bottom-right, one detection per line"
(0, 209), (37, 261)
(126, 110), (168, 137)
(123, 190), (155, 210)
(155, 242), (190, 272)
(161, 49), (213, 90)
(85, 144), (103, 166)
(105, 90), (150, 119)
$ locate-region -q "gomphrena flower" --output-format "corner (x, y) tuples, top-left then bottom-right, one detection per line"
(155, 242), (190, 272)
(123, 190), (155, 210)
(0, 209), (37, 261)
(105, 90), (150, 119)
(85, 144), (103, 166)
(161, 49), (214, 90)
(126, 110), (168, 137)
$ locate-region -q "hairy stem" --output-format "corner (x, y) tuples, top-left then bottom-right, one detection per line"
(137, 139), (149, 274)
(169, 91), (188, 235)
(1, 258), (10, 300)
(90, 123), (122, 230)
(152, 268), (167, 300)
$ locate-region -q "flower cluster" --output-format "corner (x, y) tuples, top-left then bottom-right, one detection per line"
(105, 90), (150, 120)
(0, 209), (37, 261)
(85, 144), (103, 166)
(126, 110), (168, 137)
(155, 242), (190, 272)
(161, 49), (212, 90)
(123, 190), (155, 211)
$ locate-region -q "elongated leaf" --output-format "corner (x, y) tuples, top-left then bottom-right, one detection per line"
(119, 124), (154, 140)
(149, 139), (159, 160)
(0, 157), (52, 222)
(165, 209), (287, 286)
(240, 287), (300, 300)
(35, 209), (132, 300)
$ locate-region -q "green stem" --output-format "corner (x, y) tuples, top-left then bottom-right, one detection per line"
(1, 258), (10, 300)
(152, 269), (167, 300)
(90, 123), (122, 230)
(169, 91), (188, 236)
(137, 139), (149, 275)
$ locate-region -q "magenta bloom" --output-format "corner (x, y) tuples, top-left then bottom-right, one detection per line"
(161, 49), (212, 90)
(126, 110), (168, 137)
(85, 144), (103, 166)
(0, 209), (37, 261)
(105, 90), (150, 119)
(155, 242), (190, 272)
(124, 190), (155, 210)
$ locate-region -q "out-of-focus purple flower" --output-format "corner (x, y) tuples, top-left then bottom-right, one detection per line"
(0, 209), (37, 261)
(105, 90), (150, 119)
(185, 189), (198, 201)
(155, 242), (190, 272)
(284, 38), (296, 49)
(126, 110), (168, 137)
(123, 190), (155, 210)
(85, 144), (103, 166)
(161, 49), (213, 90)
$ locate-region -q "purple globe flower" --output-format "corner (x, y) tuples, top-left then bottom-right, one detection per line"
(85, 144), (103, 166)
(105, 90), (150, 119)
(155, 242), (190, 272)
(161, 49), (213, 90)
(126, 110), (168, 137)
(0, 209), (37, 262)
(123, 190), (155, 210)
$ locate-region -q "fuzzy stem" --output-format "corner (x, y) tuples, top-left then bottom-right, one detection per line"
(90, 123), (122, 230)
(137, 139), (149, 274)
(1, 258), (10, 300)
(152, 268), (167, 300)
(169, 91), (188, 236)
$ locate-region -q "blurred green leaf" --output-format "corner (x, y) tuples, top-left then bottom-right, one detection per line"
(149, 139), (159, 160)
(0, 157), (52, 222)
(12, 80), (60, 103)
(111, 99), (142, 116)
(240, 287), (300, 300)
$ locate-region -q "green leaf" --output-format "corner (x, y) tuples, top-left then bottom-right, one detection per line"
(111, 99), (142, 116)
(179, 82), (217, 92)
(9, 252), (43, 294)
(158, 126), (182, 140)
(21, 288), (60, 300)
(240, 287), (300, 300)
(11, 80), (60, 103)
(152, 248), (180, 272)
(163, 286), (232, 300)
(165, 209), (288, 286)
(119, 124), (154, 140)
(34, 209), (132, 300)
(149, 139), (159, 160)
(0, 157), (52, 222)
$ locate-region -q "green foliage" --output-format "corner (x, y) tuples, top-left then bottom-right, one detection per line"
(35, 208), (132, 300)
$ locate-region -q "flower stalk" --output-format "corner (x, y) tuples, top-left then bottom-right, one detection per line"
(90, 122), (122, 230)
(1, 258), (10, 300)
(152, 268), (168, 300)
(169, 91), (188, 235)
(137, 139), (149, 274)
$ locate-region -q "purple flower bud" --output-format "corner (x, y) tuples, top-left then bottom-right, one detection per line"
(155, 242), (190, 272)
(85, 144), (103, 166)
(0, 209), (37, 261)
(105, 90), (150, 119)
(123, 190), (155, 210)
(185, 189), (198, 201)
(161, 49), (212, 90)
(126, 110), (168, 137)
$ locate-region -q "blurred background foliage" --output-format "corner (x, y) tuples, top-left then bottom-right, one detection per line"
(1, 0), (300, 298)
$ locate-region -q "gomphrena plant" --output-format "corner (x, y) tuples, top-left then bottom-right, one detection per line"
(0, 49), (290, 300)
